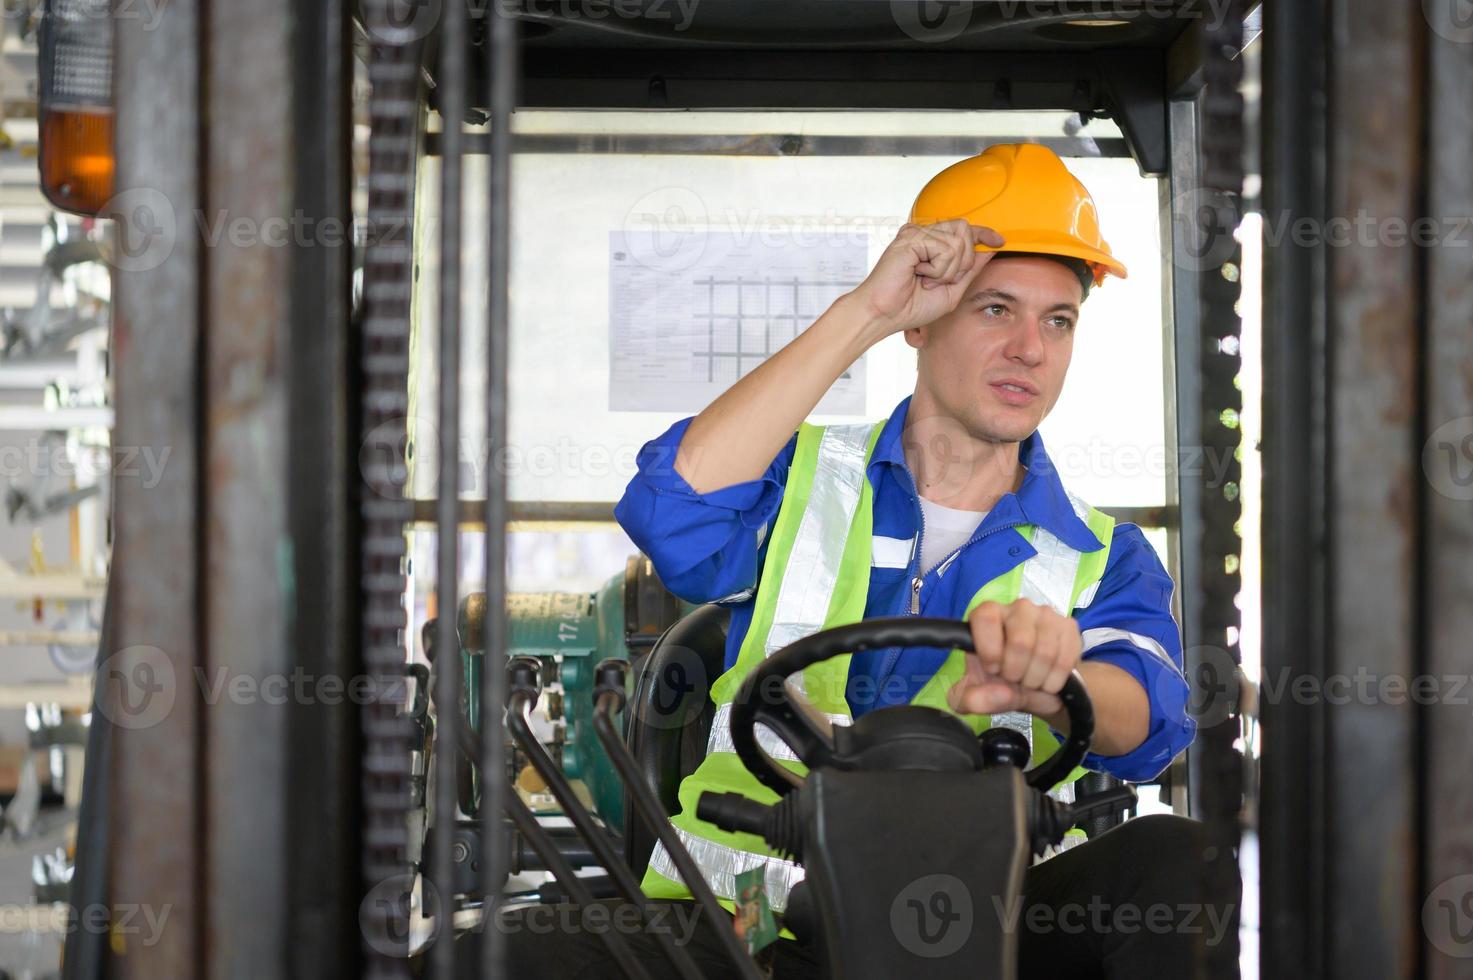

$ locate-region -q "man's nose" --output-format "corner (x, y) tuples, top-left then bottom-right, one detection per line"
(1003, 319), (1045, 366)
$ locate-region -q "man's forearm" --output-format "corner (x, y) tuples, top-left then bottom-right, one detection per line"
(674, 293), (884, 494)
(1041, 661), (1152, 759)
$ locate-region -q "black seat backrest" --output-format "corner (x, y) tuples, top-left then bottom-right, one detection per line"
(623, 603), (730, 879)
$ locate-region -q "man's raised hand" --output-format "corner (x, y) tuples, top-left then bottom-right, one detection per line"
(849, 220), (1006, 338)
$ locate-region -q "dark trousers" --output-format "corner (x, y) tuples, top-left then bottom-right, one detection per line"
(465, 814), (1238, 979)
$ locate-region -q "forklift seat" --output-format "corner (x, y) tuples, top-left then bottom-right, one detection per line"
(623, 603), (730, 879)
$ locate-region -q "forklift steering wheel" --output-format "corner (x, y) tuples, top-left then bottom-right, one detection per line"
(728, 617), (1094, 797)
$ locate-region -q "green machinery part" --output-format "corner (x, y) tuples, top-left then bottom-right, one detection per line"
(454, 555), (687, 834)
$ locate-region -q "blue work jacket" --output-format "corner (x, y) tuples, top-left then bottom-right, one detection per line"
(614, 396), (1195, 782)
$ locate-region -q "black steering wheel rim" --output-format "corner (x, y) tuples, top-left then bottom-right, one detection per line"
(728, 617), (1094, 796)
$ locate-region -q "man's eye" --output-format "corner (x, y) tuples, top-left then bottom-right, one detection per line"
(981, 304), (1006, 317)
(1047, 316), (1075, 330)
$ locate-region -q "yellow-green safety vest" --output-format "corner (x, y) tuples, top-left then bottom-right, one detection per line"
(642, 420), (1116, 913)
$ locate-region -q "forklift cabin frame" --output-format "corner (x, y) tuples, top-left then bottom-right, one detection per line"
(103, 2), (1473, 979)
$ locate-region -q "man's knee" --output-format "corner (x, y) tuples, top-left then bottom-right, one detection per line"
(1100, 813), (1206, 865)
(1096, 815), (1239, 926)
(1085, 815), (1215, 904)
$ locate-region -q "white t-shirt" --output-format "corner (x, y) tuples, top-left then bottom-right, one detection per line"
(918, 496), (989, 575)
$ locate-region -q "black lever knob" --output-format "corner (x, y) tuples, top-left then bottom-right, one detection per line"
(506, 656), (543, 701)
(980, 727), (1032, 771)
(593, 657), (629, 708)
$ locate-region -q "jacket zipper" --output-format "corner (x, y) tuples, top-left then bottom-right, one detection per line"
(904, 471), (1019, 617)
(884, 467), (1019, 682)
(886, 519), (1019, 689)
(912, 519), (1020, 614)
(908, 487), (928, 613)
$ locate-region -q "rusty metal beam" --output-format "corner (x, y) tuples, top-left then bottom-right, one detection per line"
(1422, 10), (1473, 979)
(201, 0), (296, 974)
(1263, 0), (1426, 977)
(1322, 2), (1422, 975)
(106, 3), (358, 977)
(107, 0), (203, 974)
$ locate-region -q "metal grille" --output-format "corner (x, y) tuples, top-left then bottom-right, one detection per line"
(358, 5), (418, 973)
(1197, 3), (1247, 977)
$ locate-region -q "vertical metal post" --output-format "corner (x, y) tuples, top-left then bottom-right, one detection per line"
(432, 0), (467, 975)
(1260, 0), (1328, 974)
(109, 2), (357, 976)
(202, 0), (297, 972)
(1161, 94), (1203, 815)
(108, 0), (203, 975)
(287, 0), (361, 974)
(1316, 3), (1423, 972)
(1163, 96), (1202, 644)
(1423, 10), (1473, 979)
(1263, 0), (1424, 977)
(481, 5), (518, 975)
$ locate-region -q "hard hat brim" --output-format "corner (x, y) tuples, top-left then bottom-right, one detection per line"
(974, 233), (1129, 286)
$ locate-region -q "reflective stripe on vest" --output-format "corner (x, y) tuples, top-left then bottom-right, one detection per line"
(990, 487), (1102, 806)
(648, 824), (806, 914)
(705, 701), (852, 762)
(641, 421), (1115, 913)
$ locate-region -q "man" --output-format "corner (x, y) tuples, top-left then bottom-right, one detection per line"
(495, 145), (1233, 977)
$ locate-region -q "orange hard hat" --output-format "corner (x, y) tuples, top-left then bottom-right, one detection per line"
(908, 143), (1127, 286)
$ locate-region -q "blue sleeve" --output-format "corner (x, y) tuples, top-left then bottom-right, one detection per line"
(613, 417), (797, 605)
(1069, 523), (1196, 782)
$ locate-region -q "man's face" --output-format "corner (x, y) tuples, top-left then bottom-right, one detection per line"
(905, 255), (1083, 444)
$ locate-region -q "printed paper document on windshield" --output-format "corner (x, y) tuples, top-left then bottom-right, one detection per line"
(609, 231), (867, 413)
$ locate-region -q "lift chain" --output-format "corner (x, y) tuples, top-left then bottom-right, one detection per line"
(359, 3), (420, 974)
(1198, 2), (1247, 978)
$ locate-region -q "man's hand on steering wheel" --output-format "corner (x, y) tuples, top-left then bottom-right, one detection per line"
(948, 599), (1082, 719)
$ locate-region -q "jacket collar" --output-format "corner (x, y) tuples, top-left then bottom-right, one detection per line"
(869, 396), (1104, 553)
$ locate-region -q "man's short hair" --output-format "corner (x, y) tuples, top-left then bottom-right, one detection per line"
(995, 251), (1093, 302)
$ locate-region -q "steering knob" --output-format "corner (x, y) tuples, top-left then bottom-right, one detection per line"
(979, 727), (1031, 771)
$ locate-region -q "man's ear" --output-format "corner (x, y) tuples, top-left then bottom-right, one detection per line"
(903, 324), (926, 350)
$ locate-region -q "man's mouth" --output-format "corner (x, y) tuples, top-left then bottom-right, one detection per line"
(989, 378), (1039, 405)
